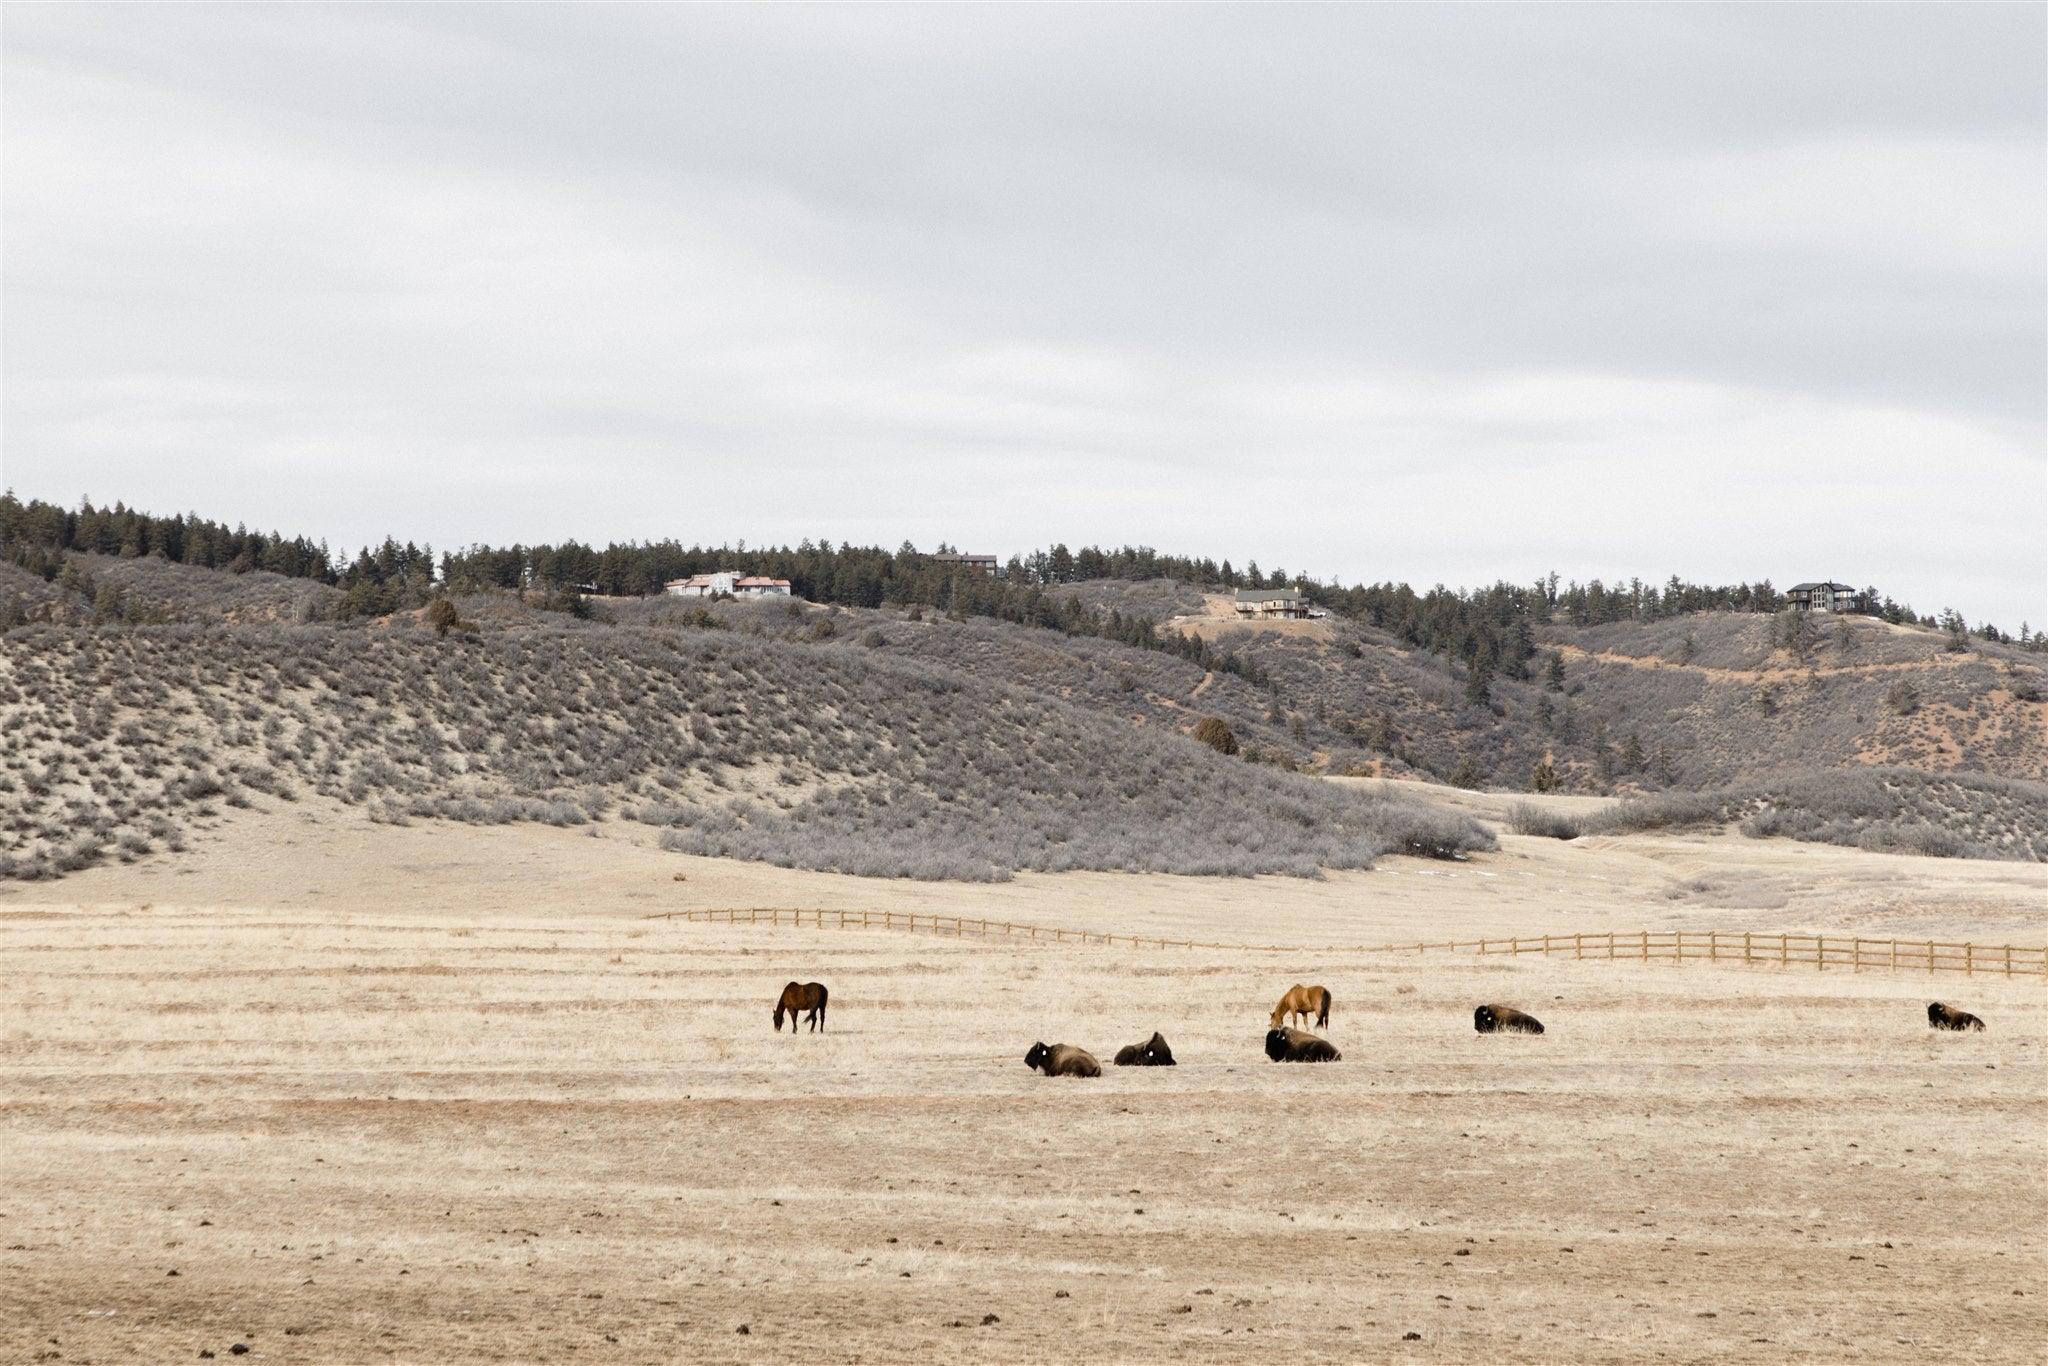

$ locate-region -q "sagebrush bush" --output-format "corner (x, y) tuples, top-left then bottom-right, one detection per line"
(1193, 716), (1239, 756)
(1507, 802), (1582, 840)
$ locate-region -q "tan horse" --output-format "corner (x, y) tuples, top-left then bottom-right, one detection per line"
(1270, 983), (1330, 1030)
(774, 981), (828, 1032)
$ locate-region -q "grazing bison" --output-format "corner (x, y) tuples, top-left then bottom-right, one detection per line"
(1473, 1003), (1544, 1035)
(1927, 1002), (1985, 1032)
(1024, 1042), (1102, 1077)
(773, 981), (828, 1033)
(1264, 1026), (1341, 1063)
(1270, 983), (1332, 1029)
(1113, 1032), (1177, 1066)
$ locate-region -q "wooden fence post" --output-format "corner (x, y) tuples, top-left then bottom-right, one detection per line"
(1966, 942), (1973, 977)
(1817, 934), (1825, 972)
(1640, 930), (1649, 963)
(1743, 931), (1752, 966)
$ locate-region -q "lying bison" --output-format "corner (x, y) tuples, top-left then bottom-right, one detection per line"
(1024, 1042), (1102, 1077)
(1927, 1002), (1985, 1032)
(1113, 1032), (1177, 1066)
(1473, 1003), (1544, 1035)
(1264, 1026), (1340, 1062)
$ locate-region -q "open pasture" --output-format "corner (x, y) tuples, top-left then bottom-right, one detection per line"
(4, 902), (2043, 1364)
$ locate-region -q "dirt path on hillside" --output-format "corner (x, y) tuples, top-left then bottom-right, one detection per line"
(1551, 643), (1990, 684)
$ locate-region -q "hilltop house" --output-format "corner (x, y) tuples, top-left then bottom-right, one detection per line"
(664, 572), (792, 598)
(931, 552), (999, 576)
(1787, 582), (1868, 613)
(1235, 587), (1311, 619)
(666, 572), (739, 597)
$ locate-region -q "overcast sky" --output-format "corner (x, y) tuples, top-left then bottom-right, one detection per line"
(4, 5), (2042, 627)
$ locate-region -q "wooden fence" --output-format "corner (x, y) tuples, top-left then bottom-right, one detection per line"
(647, 908), (2048, 980)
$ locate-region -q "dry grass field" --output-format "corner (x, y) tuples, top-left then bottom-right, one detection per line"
(4, 807), (2045, 1364)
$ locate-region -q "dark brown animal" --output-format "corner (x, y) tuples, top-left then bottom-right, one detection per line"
(1264, 1026), (1340, 1062)
(1024, 1042), (1101, 1077)
(1270, 983), (1332, 1029)
(1112, 1032), (1177, 1066)
(773, 981), (828, 1033)
(1927, 1002), (1985, 1032)
(1473, 1003), (1543, 1035)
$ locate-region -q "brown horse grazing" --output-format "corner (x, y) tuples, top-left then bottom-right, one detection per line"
(1270, 984), (1331, 1030)
(1024, 1042), (1101, 1077)
(1474, 1003), (1543, 1035)
(773, 981), (828, 1033)
(1113, 1032), (1177, 1066)
(1927, 1002), (1985, 1032)
(1265, 1027), (1341, 1062)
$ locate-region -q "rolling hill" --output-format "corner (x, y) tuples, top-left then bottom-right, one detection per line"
(3, 547), (2044, 880)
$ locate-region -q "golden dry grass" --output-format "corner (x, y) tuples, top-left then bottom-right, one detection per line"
(3, 808), (2045, 1363)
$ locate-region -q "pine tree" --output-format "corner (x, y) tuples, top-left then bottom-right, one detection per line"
(427, 597), (461, 637)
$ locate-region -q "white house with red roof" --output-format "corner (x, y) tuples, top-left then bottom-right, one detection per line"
(664, 571), (792, 598)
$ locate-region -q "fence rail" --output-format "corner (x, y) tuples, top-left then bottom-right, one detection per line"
(646, 908), (2048, 980)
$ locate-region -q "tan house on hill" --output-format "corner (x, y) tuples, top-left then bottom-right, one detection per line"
(1235, 587), (1310, 619)
(1787, 582), (1868, 613)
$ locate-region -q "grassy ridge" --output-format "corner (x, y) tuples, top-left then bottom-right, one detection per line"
(0, 620), (1492, 882)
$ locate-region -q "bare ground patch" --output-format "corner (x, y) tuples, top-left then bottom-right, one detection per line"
(4, 880), (2043, 1364)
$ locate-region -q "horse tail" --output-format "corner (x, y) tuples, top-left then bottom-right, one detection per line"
(1318, 987), (1332, 1026)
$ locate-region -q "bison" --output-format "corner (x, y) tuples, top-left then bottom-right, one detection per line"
(1473, 1003), (1544, 1035)
(1024, 1042), (1102, 1077)
(1113, 1032), (1177, 1066)
(1264, 1026), (1341, 1062)
(1927, 1002), (1985, 1032)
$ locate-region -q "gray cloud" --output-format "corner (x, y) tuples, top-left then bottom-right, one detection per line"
(4, 5), (2041, 627)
